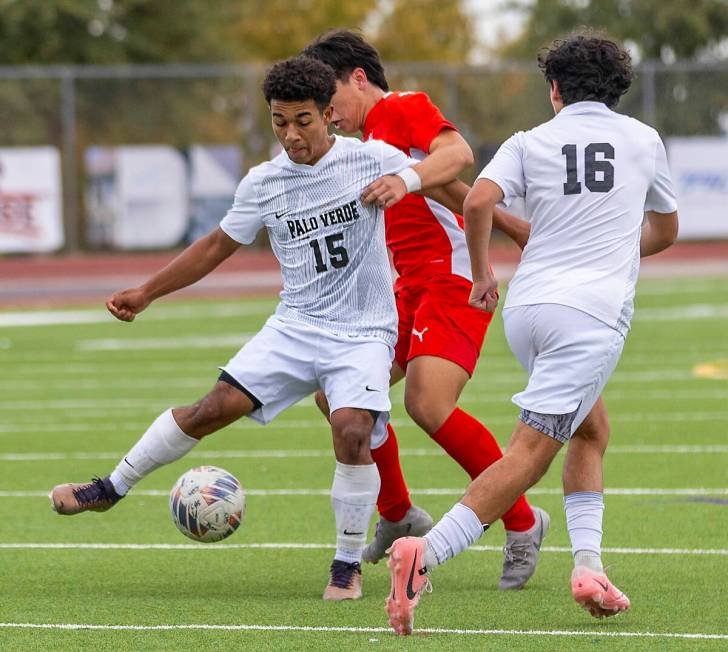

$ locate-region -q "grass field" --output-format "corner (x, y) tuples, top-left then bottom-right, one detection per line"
(1, 275), (728, 650)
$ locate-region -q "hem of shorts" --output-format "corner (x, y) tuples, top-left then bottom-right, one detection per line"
(519, 412), (570, 444)
(328, 398), (391, 416)
(406, 351), (477, 378)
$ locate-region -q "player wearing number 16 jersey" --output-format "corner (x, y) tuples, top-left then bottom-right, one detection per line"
(385, 34), (679, 634)
(49, 56), (455, 600)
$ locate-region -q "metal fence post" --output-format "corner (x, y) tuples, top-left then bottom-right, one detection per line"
(60, 67), (79, 252)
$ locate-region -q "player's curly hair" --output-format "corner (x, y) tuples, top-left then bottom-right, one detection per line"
(537, 33), (633, 109)
(303, 29), (390, 92)
(262, 56), (336, 112)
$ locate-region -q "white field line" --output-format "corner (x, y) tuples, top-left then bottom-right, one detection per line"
(77, 335), (253, 351)
(2, 542), (728, 557)
(635, 303), (728, 321)
(1, 300), (726, 329)
(1, 622), (727, 641)
(0, 303), (275, 328)
(4, 487), (728, 498)
(2, 444), (728, 463)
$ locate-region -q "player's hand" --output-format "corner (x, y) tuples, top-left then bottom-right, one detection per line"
(106, 287), (151, 322)
(469, 275), (499, 313)
(361, 175), (407, 209)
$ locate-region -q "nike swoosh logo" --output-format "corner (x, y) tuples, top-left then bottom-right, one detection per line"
(406, 555), (419, 600)
(594, 578), (609, 592)
(275, 211), (289, 219)
(365, 386), (379, 392)
(123, 457), (135, 469)
(343, 529), (363, 536)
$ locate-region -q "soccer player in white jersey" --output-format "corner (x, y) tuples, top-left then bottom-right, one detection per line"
(49, 56), (459, 601)
(384, 34), (679, 634)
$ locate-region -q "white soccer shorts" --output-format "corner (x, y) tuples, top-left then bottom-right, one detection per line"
(503, 304), (625, 443)
(220, 315), (393, 446)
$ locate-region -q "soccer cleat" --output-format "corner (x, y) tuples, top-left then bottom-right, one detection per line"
(49, 476), (124, 515)
(362, 505), (433, 564)
(323, 560), (363, 601)
(499, 505), (550, 590)
(571, 566), (630, 618)
(385, 537), (431, 636)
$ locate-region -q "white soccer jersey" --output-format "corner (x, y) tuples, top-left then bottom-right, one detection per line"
(220, 135), (415, 345)
(480, 101), (677, 334)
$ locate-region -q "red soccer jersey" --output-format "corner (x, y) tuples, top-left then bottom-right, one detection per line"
(363, 91), (471, 291)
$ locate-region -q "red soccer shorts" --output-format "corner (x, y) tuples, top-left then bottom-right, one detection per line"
(394, 274), (493, 376)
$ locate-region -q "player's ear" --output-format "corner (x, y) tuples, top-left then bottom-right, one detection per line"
(322, 104), (334, 124)
(351, 67), (368, 88)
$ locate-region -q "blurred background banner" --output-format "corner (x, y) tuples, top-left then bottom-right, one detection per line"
(0, 146), (63, 253)
(85, 145), (187, 249)
(188, 145), (243, 243)
(667, 137), (728, 239)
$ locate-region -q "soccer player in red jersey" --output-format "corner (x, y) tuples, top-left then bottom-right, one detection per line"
(304, 30), (548, 590)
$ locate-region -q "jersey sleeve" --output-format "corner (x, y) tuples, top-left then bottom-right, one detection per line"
(377, 140), (418, 175)
(477, 132), (526, 206)
(219, 174), (264, 245)
(395, 92), (457, 153)
(644, 136), (678, 214)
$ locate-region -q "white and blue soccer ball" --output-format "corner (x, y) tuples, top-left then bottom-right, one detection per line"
(169, 466), (245, 543)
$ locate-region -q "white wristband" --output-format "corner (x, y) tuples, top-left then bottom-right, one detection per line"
(396, 167), (422, 193)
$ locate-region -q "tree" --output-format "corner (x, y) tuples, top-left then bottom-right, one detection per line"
(502, 0), (728, 61)
(373, 0), (475, 63)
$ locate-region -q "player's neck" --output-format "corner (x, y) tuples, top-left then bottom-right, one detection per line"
(306, 134), (336, 166)
(361, 85), (387, 127)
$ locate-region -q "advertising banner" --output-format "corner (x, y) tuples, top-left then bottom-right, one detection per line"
(188, 145), (242, 242)
(0, 147), (63, 253)
(86, 145), (187, 249)
(667, 137), (728, 239)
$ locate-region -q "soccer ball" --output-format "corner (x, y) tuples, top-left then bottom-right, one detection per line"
(169, 466), (245, 543)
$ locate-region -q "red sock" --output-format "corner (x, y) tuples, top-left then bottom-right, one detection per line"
(371, 424), (412, 522)
(431, 408), (535, 532)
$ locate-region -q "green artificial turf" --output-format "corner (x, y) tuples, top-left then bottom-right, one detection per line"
(1, 276), (727, 650)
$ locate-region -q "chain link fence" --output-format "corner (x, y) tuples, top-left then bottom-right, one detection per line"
(0, 61), (726, 251)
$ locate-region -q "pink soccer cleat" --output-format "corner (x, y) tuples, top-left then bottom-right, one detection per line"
(571, 566), (630, 618)
(385, 536), (431, 635)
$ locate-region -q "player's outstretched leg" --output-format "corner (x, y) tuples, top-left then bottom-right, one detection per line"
(363, 424), (433, 563)
(404, 356), (547, 588)
(50, 381), (254, 515)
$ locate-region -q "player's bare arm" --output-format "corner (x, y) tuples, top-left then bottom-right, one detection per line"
(106, 227), (240, 322)
(361, 130), (474, 209)
(640, 210), (679, 257)
(418, 178), (531, 250)
(463, 179), (500, 313)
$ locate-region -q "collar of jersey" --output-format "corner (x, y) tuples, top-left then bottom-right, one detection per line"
(557, 101), (613, 117)
(363, 93), (391, 139)
(285, 134), (341, 171)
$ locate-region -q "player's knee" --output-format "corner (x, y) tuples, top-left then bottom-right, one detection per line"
(404, 390), (450, 434)
(331, 419), (372, 464)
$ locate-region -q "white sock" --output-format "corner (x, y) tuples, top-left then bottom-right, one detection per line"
(331, 462), (380, 564)
(109, 409), (199, 495)
(423, 502), (486, 569)
(564, 491), (604, 572)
